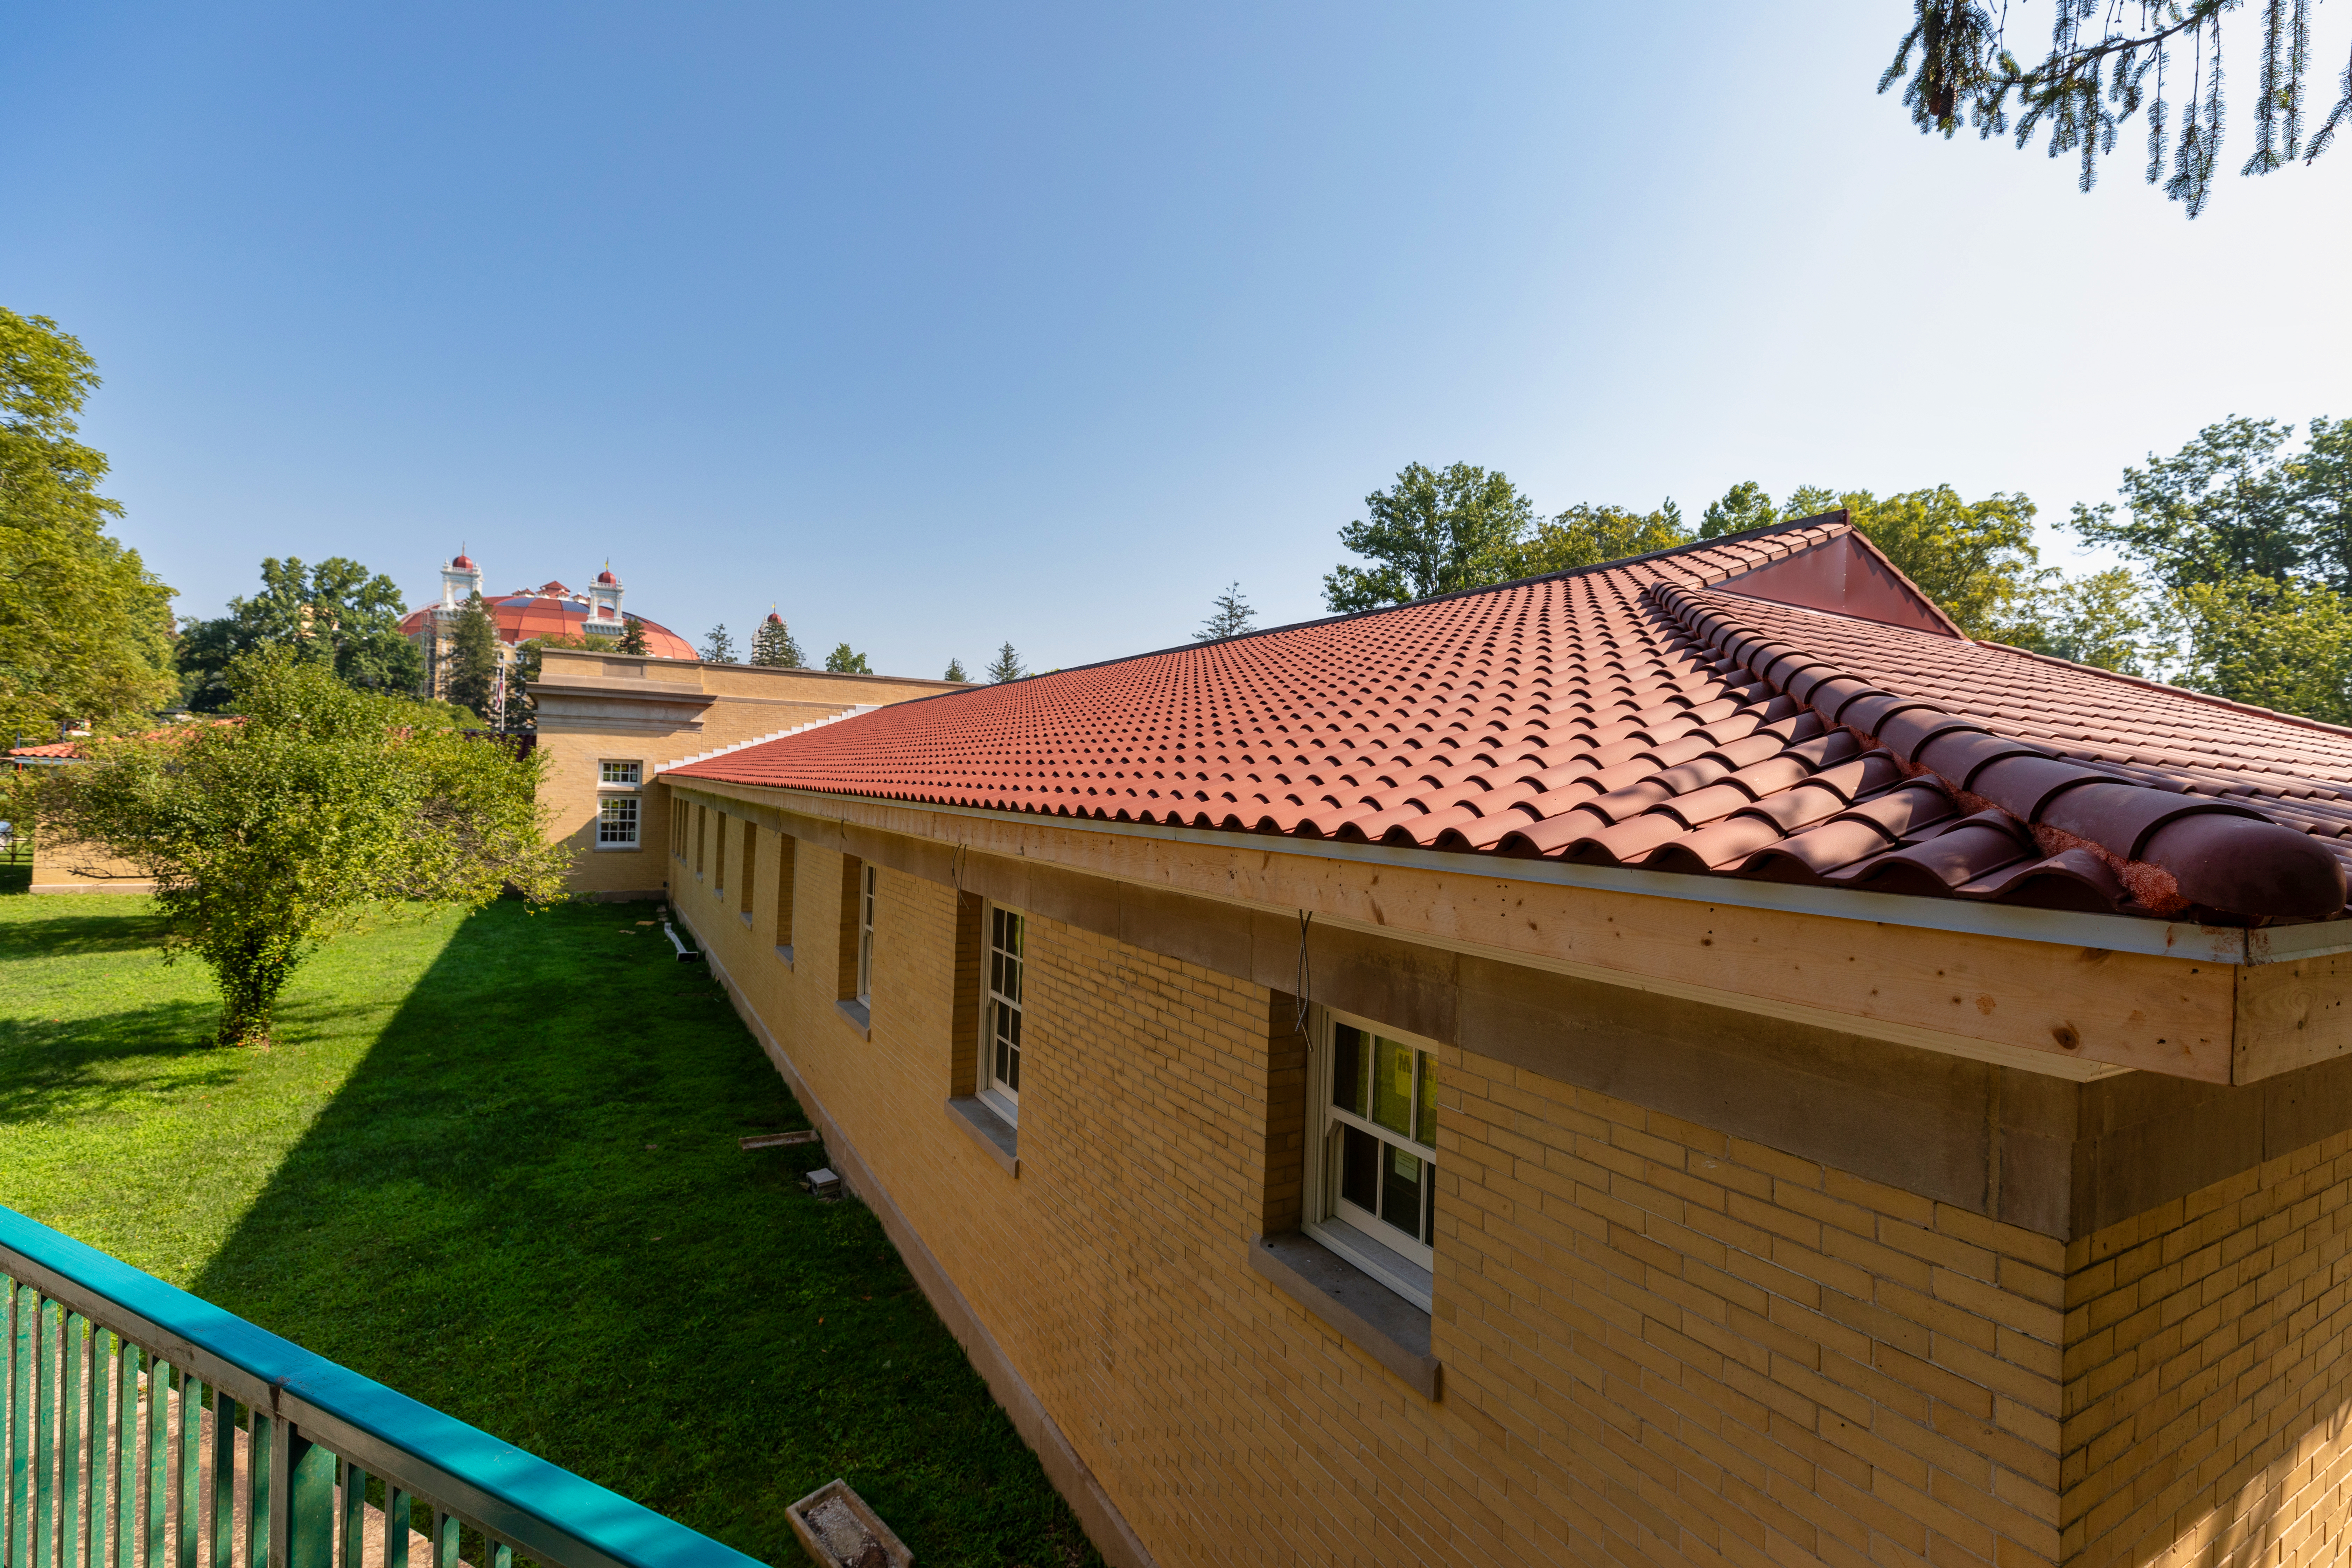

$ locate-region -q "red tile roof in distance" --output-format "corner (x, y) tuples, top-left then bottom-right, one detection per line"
(399, 598), (698, 660)
(668, 515), (2352, 926)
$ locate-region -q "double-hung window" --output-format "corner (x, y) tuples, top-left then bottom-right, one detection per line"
(981, 905), (1024, 1121)
(1307, 1008), (1439, 1309)
(594, 760), (642, 849)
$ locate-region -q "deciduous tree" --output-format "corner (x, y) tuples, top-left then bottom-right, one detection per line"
(824, 643), (872, 674)
(0, 308), (176, 742)
(177, 555), (421, 710)
(1323, 463), (1536, 611)
(1501, 502), (1690, 578)
(31, 649), (568, 1045)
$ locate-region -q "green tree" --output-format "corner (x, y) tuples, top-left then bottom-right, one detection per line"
(751, 611), (803, 668)
(700, 624), (735, 664)
(1196, 582), (1258, 641)
(1502, 502), (1690, 578)
(30, 648), (568, 1044)
(617, 615), (650, 656)
(986, 642), (1025, 683)
(444, 593), (501, 721)
(1843, 486), (2042, 640)
(824, 643), (872, 674)
(0, 307), (177, 742)
(1693, 480), (2044, 641)
(1323, 462), (1537, 612)
(2071, 418), (2310, 591)
(1881, 1), (2352, 216)
(944, 658), (968, 682)
(1699, 481), (1778, 539)
(2301, 417), (2352, 593)
(177, 555), (422, 710)
(2015, 568), (2158, 673)
(2167, 575), (2352, 723)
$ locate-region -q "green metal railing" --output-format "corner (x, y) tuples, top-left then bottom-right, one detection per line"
(0, 1208), (767, 1568)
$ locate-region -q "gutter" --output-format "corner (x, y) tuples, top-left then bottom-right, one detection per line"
(665, 780), (2339, 967)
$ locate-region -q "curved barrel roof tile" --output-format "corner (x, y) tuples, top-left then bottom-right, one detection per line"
(667, 514), (2352, 925)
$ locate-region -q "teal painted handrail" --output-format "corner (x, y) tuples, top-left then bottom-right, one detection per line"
(0, 1205), (769, 1568)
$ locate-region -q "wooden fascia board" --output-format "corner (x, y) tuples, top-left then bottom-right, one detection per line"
(662, 779), (2239, 1084)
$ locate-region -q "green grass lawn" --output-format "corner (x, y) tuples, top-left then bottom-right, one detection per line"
(0, 892), (1100, 1568)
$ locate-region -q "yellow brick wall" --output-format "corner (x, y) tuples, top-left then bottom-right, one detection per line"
(673, 815), (2072, 1567)
(2062, 1131), (2352, 1568)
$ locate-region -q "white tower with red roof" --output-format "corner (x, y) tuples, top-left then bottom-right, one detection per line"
(586, 562), (625, 631)
(440, 552), (483, 607)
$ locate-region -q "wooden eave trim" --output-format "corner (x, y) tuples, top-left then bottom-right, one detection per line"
(662, 779), (2248, 1085)
(652, 782), (2308, 962)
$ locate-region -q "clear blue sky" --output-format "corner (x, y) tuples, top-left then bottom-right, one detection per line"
(6, 2), (2348, 678)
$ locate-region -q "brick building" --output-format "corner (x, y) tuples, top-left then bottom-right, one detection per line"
(656, 516), (2352, 1568)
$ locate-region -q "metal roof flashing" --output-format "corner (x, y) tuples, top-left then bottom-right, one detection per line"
(666, 779), (2328, 967)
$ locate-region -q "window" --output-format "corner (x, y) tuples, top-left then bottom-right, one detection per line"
(599, 759), (642, 786)
(773, 834), (798, 959)
(1306, 1009), (1438, 1309)
(597, 796), (639, 846)
(856, 863), (876, 1007)
(981, 905), (1024, 1121)
(694, 806), (707, 877)
(713, 814), (726, 896)
(739, 823), (756, 916)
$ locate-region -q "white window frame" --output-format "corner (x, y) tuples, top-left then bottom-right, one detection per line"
(595, 794), (640, 848)
(980, 902), (1025, 1124)
(855, 863), (877, 1008)
(1304, 1005), (1439, 1311)
(595, 759), (643, 851)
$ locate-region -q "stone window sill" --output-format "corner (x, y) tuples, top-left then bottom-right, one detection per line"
(946, 1096), (1020, 1178)
(1247, 1232), (1441, 1400)
(834, 999), (871, 1038)
(738, 910), (754, 928)
(774, 944), (794, 968)
(592, 843), (642, 852)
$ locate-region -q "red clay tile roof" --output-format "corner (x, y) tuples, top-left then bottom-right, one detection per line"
(668, 516), (2352, 925)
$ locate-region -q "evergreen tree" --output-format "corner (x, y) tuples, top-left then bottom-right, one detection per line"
(824, 643), (872, 674)
(617, 616), (649, 656)
(944, 658), (968, 682)
(1195, 583), (1258, 641)
(985, 642), (1025, 683)
(1880, 1), (2352, 216)
(443, 592), (501, 721)
(751, 611), (803, 667)
(700, 624), (735, 664)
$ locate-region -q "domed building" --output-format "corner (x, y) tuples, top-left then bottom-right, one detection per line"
(401, 554), (697, 708)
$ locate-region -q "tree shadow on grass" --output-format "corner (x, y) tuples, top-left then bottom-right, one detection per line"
(189, 899), (1102, 1568)
(0, 906), (174, 959)
(0, 1002), (241, 1125)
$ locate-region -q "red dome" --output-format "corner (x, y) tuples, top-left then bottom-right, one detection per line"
(485, 594), (696, 659)
(765, 610), (784, 625)
(451, 554), (475, 570)
(597, 569), (620, 585)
